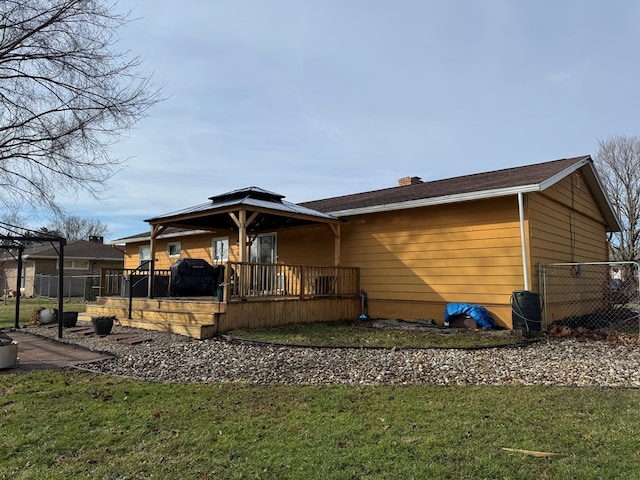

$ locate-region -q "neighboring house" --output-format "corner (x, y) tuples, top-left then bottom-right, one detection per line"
(0, 237), (124, 298)
(113, 155), (621, 329)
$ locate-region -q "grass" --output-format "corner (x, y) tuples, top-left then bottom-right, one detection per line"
(226, 320), (527, 349)
(0, 297), (86, 329)
(1, 370), (639, 479)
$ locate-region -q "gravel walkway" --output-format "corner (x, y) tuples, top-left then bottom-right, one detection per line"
(24, 323), (640, 388)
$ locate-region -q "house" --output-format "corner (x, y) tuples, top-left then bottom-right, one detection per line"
(0, 237), (124, 299)
(107, 155), (620, 334)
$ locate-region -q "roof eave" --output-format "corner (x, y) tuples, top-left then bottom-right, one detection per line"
(111, 229), (212, 245)
(580, 163), (622, 232)
(326, 184), (541, 217)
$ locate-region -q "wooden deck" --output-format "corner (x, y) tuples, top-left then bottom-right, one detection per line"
(83, 295), (360, 339)
(90, 262), (360, 338)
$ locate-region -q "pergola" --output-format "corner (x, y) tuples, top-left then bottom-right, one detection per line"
(0, 223), (67, 338)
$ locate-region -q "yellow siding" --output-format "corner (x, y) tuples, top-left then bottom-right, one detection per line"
(529, 172), (608, 266)
(123, 230), (239, 269)
(277, 225), (335, 265)
(340, 197), (524, 327)
(529, 171), (609, 323)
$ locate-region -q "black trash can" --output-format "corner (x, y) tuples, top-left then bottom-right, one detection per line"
(511, 290), (543, 331)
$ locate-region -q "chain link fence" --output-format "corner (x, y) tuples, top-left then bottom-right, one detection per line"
(1, 274), (99, 303)
(541, 261), (640, 334)
(34, 274), (100, 302)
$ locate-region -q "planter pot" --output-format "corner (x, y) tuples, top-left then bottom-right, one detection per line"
(91, 316), (115, 335)
(62, 311), (79, 328)
(0, 341), (18, 369)
(38, 308), (57, 325)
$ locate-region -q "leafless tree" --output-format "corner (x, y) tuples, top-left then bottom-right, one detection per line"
(46, 213), (108, 241)
(0, 0), (162, 213)
(594, 135), (640, 262)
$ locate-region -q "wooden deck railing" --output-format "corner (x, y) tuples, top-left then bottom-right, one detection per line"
(100, 263), (359, 301)
(224, 262), (360, 300)
(100, 268), (171, 297)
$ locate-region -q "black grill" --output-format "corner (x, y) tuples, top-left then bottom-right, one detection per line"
(170, 258), (223, 297)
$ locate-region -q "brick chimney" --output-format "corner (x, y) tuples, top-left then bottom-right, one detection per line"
(398, 176), (422, 186)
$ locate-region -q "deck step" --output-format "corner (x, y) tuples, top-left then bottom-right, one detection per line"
(115, 317), (216, 339)
(82, 297), (221, 339)
(84, 307), (216, 326)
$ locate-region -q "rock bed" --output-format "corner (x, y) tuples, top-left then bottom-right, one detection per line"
(25, 323), (640, 387)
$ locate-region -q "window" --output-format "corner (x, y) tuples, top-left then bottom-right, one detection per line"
(167, 242), (181, 257)
(139, 245), (151, 269)
(62, 260), (90, 270)
(212, 237), (229, 263)
(21, 263), (29, 288)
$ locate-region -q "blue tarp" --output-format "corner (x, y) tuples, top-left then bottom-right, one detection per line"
(444, 303), (496, 329)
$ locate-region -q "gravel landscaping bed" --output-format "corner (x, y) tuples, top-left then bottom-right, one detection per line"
(25, 322), (640, 387)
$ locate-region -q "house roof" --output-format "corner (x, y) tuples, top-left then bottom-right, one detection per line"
(300, 155), (621, 232)
(20, 239), (124, 261)
(113, 155), (621, 244)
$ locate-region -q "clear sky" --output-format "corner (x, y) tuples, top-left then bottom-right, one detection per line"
(58, 0), (640, 241)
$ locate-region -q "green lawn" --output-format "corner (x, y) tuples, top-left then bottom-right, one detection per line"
(226, 320), (530, 348)
(1, 370), (639, 479)
(0, 298), (85, 329)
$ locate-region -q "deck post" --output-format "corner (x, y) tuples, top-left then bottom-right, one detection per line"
(329, 223), (341, 266)
(238, 209), (247, 262)
(223, 262), (231, 301)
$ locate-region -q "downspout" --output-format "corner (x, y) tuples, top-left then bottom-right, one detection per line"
(518, 192), (530, 291)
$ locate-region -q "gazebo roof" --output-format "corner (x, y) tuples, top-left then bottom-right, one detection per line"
(144, 187), (340, 233)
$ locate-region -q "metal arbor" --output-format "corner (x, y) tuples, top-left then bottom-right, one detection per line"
(0, 222), (66, 338)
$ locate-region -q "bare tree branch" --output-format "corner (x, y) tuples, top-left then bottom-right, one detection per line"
(595, 135), (640, 262)
(47, 212), (109, 240)
(0, 0), (163, 213)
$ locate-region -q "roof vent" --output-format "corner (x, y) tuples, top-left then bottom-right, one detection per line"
(398, 176), (422, 186)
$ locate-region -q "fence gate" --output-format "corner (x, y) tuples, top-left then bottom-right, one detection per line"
(540, 261), (640, 334)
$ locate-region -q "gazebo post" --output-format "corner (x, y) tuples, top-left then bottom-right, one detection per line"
(238, 209), (247, 263)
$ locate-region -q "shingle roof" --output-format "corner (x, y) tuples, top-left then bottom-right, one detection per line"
(301, 156), (592, 213)
(23, 239), (124, 260)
